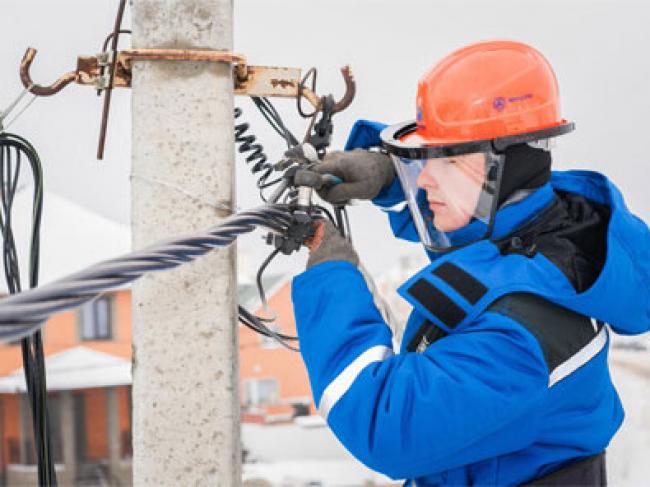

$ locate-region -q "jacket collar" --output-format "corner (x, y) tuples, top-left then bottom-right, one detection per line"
(430, 182), (556, 253)
(490, 182), (556, 239)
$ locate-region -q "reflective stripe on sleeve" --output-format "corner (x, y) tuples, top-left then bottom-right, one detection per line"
(549, 325), (607, 387)
(379, 201), (408, 213)
(318, 345), (394, 421)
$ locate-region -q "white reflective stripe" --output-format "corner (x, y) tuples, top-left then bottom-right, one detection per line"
(378, 201), (408, 213)
(549, 325), (608, 388)
(318, 345), (393, 421)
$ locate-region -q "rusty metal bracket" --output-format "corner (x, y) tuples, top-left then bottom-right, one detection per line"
(120, 48), (246, 65)
(78, 50), (307, 100)
(234, 65), (302, 99)
(60, 49), (300, 97)
(20, 47), (355, 110)
(18, 45), (355, 158)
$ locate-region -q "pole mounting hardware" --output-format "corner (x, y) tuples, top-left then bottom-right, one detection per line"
(18, 46), (355, 158)
(20, 47), (355, 108)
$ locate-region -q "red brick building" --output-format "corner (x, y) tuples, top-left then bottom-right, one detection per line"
(0, 290), (133, 486)
(239, 280), (315, 423)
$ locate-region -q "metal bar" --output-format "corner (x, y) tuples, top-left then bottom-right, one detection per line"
(96, 0), (128, 159)
(120, 48), (246, 64)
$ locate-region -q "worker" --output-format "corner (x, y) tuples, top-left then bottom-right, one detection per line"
(292, 40), (650, 486)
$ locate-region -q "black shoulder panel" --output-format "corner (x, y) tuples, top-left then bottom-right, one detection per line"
(488, 293), (600, 371)
(406, 278), (466, 328)
(432, 262), (488, 304)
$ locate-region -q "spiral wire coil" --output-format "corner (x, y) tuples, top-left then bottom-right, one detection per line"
(234, 107), (277, 196)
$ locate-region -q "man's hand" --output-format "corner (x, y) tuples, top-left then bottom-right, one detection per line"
(305, 220), (359, 269)
(312, 149), (395, 204)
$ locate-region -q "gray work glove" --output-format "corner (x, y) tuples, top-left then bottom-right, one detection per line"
(312, 149), (395, 204)
(306, 220), (359, 270)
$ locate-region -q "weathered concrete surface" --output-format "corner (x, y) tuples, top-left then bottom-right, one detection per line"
(131, 1), (240, 485)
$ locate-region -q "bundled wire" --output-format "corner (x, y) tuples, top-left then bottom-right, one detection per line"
(234, 95), (333, 347)
(0, 205), (304, 351)
(0, 132), (56, 486)
(250, 97), (298, 149)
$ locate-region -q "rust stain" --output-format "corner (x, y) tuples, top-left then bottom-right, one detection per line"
(270, 79), (296, 89)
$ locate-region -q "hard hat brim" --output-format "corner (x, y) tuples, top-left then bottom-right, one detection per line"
(380, 120), (575, 159)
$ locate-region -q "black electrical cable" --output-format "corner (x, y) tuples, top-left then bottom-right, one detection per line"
(297, 68), (318, 119)
(233, 96), (338, 350)
(238, 306), (298, 352)
(232, 101), (303, 349)
(255, 247), (281, 320)
(313, 205), (336, 225)
(101, 29), (132, 53)
(250, 97), (299, 148)
(234, 245), (301, 351)
(234, 107), (283, 201)
(0, 132), (56, 486)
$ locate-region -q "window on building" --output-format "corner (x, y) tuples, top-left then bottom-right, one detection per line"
(245, 378), (279, 407)
(79, 296), (113, 340)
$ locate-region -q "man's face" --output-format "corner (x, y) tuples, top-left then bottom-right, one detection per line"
(415, 152), (486, 232)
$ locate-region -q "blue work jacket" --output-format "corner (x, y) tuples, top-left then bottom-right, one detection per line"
(291, 120), (650, 485)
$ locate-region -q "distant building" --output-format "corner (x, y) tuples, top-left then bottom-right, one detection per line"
(0, 291), (132, 486)
(239, 280), (315, 425)
(0, 191), (131, 486)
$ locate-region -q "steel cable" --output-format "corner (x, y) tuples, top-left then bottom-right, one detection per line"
(0, 205), (295, 342)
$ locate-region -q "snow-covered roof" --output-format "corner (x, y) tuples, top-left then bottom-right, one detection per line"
(0, 346), (131, 392)
(0, 190), (130, 293)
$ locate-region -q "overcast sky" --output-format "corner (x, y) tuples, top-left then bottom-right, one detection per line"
(1, 0), (649, 277)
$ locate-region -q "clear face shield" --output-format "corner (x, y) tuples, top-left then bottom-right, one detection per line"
(390, 151), (503, 250)
(381, 120), (574, 251)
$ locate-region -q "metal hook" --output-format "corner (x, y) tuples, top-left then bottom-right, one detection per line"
(299, 65), (356, 115)
(332, 65), (356, 114)
(20, 47), (78, 97)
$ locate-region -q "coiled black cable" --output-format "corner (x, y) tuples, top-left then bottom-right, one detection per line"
(234, 98), (302, 201)
(233, 97), (320, 348)
(234, 107), (280, 199)
(0, 131), (56, 486)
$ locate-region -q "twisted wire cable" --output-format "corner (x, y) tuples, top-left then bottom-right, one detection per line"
(0, 205), (295, 342)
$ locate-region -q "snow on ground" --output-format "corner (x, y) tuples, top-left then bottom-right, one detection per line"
(242, 422), (400, 486)
(607, 341), (650, 487)
(243, 460), (395, 487)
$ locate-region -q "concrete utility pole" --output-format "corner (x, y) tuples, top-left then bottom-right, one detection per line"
(131, 1), (240, 485)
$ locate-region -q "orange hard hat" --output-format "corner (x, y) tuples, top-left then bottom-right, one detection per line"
(380, 40), (575, 252)
(382, 40), (574, 158)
